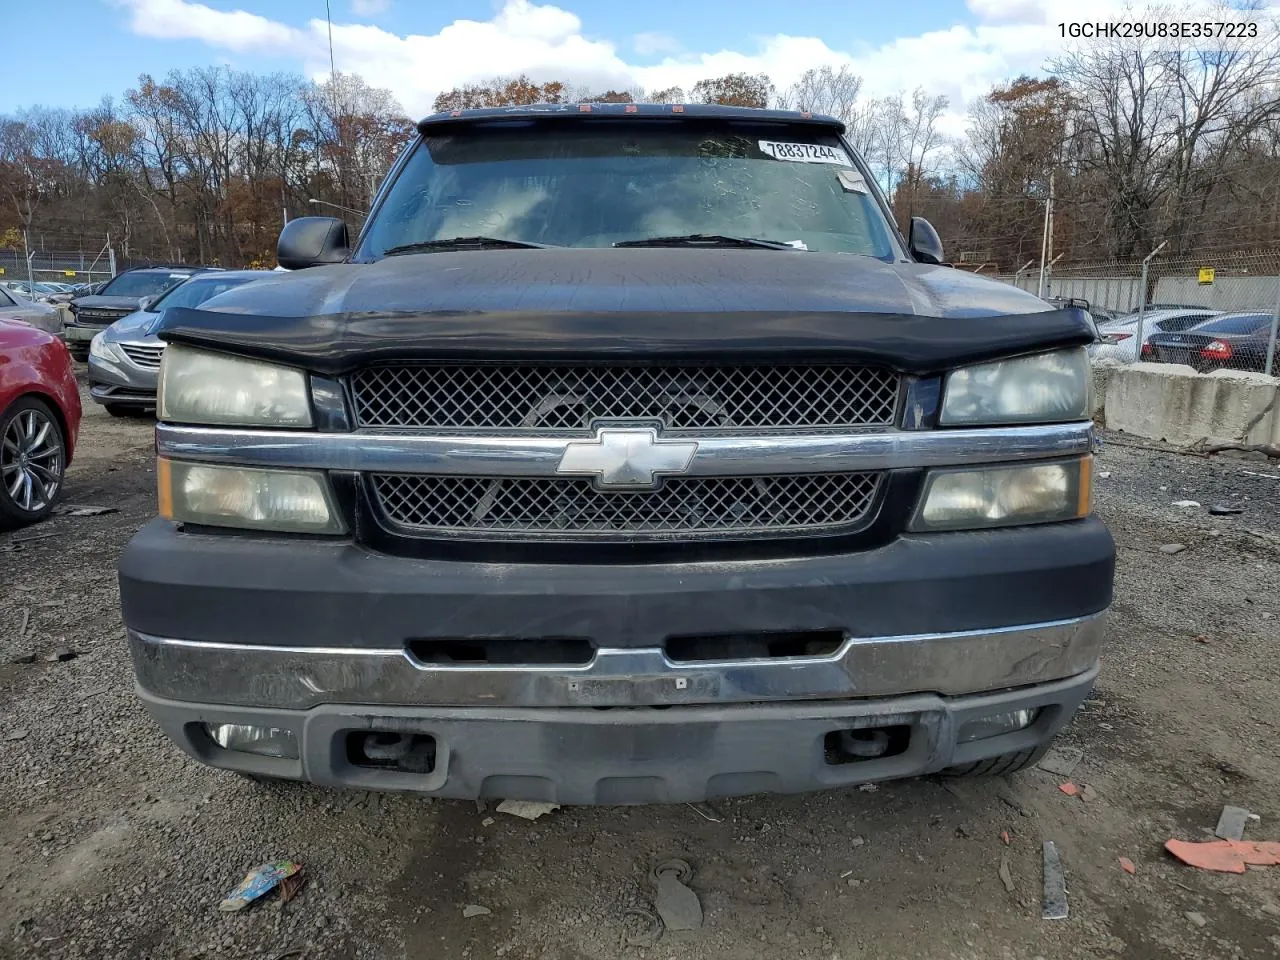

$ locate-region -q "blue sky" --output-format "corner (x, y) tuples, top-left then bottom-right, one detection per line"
(0, 0), (1210, 130)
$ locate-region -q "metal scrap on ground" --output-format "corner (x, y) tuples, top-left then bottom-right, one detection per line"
(1214, 805), (1253, 841)
(1042, 841), (1068, 920)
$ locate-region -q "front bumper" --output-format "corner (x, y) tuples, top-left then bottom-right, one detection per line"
(121, 517), (1112, 800)
(64, 321), (112, 344)
(136, 665), (1098, 802)
(87, 352), (158, 406)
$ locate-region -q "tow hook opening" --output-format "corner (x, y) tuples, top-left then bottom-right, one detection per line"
(347, 731), (437, 773)
(824, 725), (911, 765)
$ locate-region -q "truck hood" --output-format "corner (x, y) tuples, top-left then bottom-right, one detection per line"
(74, 295), (147, 313)
(161, 248), (1095, 375)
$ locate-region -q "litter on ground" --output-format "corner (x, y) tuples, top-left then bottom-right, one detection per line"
(218, 861), (304, 912)
(1165, 839), (1280, 874)
(495, 799), (560, 821)
(1042, 841), (1068, 920)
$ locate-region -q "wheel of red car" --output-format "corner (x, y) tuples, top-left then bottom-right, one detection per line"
(0, 396), (67, 531)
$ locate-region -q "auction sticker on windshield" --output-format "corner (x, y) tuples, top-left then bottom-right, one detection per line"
(758, 141), (851, 165)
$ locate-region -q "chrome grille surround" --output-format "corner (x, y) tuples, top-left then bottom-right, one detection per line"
(371, 472), (882, 540)
(120, 343), (165, 369)
(350, 363), (901, 432)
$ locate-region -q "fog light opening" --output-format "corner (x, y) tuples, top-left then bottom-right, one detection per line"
(824, 725), (911, 765)
(956, 708), (1040, 743)
(347, 731), (436, 774)
(206, 723), (299, 759)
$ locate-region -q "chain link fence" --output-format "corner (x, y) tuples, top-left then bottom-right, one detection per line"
(0, 249), (117, 294)
(994, 250), (1280, 375)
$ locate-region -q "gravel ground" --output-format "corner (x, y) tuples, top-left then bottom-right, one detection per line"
(2, 385), (1280, 960)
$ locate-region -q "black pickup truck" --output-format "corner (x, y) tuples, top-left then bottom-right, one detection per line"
(119, 104), (1112, 803)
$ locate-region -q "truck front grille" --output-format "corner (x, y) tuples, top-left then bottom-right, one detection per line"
(350, 363), (900, 432)
(371, 472), (881, 540)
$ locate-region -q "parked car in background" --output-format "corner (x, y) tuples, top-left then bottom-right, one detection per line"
(1149, 312), (1279, 372)
(66, 266), (218, 360)
(1090, 308), (1220, 362)
(0, 319), (80, 530)
(88, 270), (273, 415)
(2, 280), (67, 302)
(0, 285), (62, 336)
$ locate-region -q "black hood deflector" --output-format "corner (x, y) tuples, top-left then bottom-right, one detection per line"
(161, 306), (1093, 376)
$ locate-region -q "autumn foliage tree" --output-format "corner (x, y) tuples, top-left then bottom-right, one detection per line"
(690, 73), (775, 108)
(432, 75), (567, 112)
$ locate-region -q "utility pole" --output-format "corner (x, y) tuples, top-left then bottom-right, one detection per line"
(1134, 241), (1167, 363)
(325, 0), (337, 86)
(1037, 172), (1055, 299)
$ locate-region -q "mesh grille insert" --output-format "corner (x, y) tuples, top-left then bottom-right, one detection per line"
(372, 472), (881, 540)
(351, 364), (900, 432)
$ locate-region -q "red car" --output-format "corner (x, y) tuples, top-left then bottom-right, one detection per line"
(1, 318), (81, 529)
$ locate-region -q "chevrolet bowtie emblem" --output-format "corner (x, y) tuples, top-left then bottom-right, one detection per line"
(557, 428), (698, 488)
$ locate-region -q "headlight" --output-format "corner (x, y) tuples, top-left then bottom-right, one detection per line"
(89, 332), (118, 362)
(940, 348), (1090, 425)
(910, 458), (1091, 532)
(157, 458), (344, 533)
(158, 344), (312, 427)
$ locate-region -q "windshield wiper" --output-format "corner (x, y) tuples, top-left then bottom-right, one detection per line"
(613, 233), (798, 250)
(381, 236), (557, 256)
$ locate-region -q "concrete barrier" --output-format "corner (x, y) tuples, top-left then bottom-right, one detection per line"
(1099, 361), (1280, 447)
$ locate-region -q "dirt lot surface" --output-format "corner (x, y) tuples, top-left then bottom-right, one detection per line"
(3, 383), (1280, 960)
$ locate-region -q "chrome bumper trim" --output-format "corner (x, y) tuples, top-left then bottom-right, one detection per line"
(155, 421), (1095, 478)
(129, 612), (1106, 710)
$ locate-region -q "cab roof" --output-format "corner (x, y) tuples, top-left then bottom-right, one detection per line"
(417, 103), (844, 135)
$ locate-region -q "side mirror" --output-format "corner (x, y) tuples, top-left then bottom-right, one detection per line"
(277, 216), (350, 270)
(908, 217), (945, 266)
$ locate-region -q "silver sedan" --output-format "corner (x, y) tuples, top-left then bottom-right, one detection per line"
(87, 270), (271, 415)
(0, 285), (62, 336)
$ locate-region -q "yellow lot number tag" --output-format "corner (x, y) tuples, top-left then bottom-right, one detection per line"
(1198, 267), (1215, 285)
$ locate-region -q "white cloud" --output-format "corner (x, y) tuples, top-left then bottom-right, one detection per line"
(123, 0), (299, 52)
(633, 31), (681, 55)
(117, 0), (1280, 137)
(351, 0), (390, 16)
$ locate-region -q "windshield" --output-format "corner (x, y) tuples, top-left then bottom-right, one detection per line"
(359, 122), (897, 258)
(1192, 314), (1271, 335)
(150, 274), (261, 311)
(99, 271), (191, 298)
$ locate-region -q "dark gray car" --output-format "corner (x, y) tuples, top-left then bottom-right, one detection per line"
(87, 270), (270, 414)
(65, 267), (211, 359)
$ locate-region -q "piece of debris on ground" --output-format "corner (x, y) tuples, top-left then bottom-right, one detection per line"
(1042, 841), (1068, 921)
(1214, 805), (1253, 841)
(495, 799), (560, 821)
(1037, 746), (1084, 777)
(1160, 543), (1188, 555)
(462, 904), (492, 918)
(1118, 857), (1136, 875)
(998, 853), (1015, 894)
(1058, 783), (1081, 797)
(1166, 838), (1280, 874)
(54, 504), (119, 517)
(652, 858), (702, 931)
(218, 861), (304, 912)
